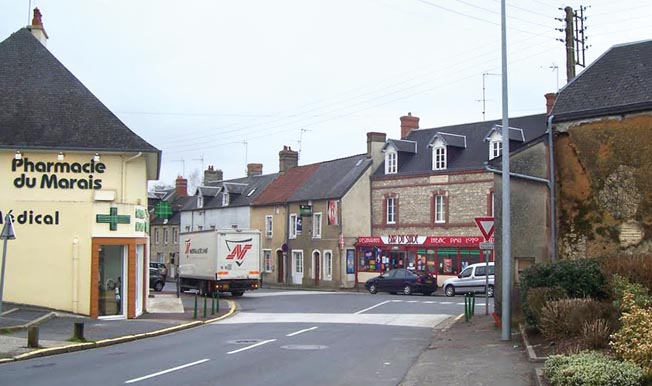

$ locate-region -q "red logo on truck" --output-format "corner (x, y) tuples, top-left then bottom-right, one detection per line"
(225, 238), (253, 266)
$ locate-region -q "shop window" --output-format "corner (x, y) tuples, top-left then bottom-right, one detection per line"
(263, 249), (272, 272)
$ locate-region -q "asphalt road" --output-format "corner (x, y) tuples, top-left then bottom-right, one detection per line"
(0, 290), (491, 386)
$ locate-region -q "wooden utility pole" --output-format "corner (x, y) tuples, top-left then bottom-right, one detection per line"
(564, 6), (576, 82)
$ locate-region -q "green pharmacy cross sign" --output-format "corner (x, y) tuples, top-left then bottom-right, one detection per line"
(96, 207), (130, 231)
(155, 201), (173, 220)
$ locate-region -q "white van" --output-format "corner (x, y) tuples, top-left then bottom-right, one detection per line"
(442, 262), (494, 297)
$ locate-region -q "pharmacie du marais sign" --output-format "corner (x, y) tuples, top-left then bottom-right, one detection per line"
(11, 157), (106, 190)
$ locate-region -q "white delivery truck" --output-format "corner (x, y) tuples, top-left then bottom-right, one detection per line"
(178, 229), (261, 297)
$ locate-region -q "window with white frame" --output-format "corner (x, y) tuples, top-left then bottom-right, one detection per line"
(265, 215), (273, 238)
(490, 140), (502, 159)
(173, 228), (178, 244)
(289, 214), (297, 239)
(324, 250), (333, 280)
(433, 145), (447, 170)
(313, 213), (322, 239)
(293, 250), (303, 273)
(164, 228), (169, 244)
(263, 249), (272, 272)
(385, 150), (397, 174)
(434, 194), (446, 223)
(197, 196), (203, 209)
(386, 197), (396, 224)
(155, 229), (160, 244)
(222, 193), (229, 207)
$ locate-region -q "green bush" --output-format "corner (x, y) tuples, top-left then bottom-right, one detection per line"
(520, 259), (608, 325)
(544, 351), (643, 386)
(611, 274), (652, 312)
(525, 286), (568, 327)
(611, 292), (652, 375)
(539, 298), (616, 339)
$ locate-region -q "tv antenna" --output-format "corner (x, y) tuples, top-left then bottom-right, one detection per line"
(476, 72), (500, 121)
(192, 153), (204, 183)
(297, 128), (310, 160)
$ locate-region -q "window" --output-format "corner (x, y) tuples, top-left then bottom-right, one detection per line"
(173, 228), (178, 244)
(324, 250), (333, 280)
(434, 195), (446, 223)
(289, 214), (297, 239)
(263, 249), (272, 272)
(490, 139), (502, 160)
(433, 146), (447, 170)
(156, 252), (163, 261)
(313, 213), (322, 239)
(222, 193), (229, 207)
(293, 250), (303, 273)
(385, 150), (397, 174)
(265, 215), (273, 238)
(197, 196), (204, 209)
(155, 229), (160, 244)
(386, 197), (396, 224)
(163, 228), (169, 244)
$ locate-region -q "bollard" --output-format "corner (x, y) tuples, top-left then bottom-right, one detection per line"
(216, 290), (220, 313)
(72, 322), (85, 341)
(27, 326), (39, 348)
(211, 291), (216, 315)
(471, 292), (476, 317)
(464, 293), (469, 322)
(193, 292), (198, 319)
(203, 294), (208, 318)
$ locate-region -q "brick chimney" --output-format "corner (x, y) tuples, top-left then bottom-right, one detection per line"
(247, 163), (263, 177)
(400, 112), (419, 139)
(175, 176), (188, 198)
(27, 8), (48, 46)
(203, 165), (223, 185)
(545, 93), (557, 115)
(279, 146), (299, 174)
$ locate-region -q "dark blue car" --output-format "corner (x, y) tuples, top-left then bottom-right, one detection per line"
(365, 268), (438, 296)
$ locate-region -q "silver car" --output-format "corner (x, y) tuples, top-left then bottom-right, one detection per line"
(442, 262), (494, 297)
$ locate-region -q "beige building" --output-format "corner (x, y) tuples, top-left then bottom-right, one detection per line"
(0, 14), (160, 318)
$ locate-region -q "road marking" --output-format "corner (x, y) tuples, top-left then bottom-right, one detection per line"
(287, 326), (318, 337)
(227, 339), (276, 354)
(218, 313), (451, 328)
(125, 359), (209, 384)
(355, 300), (391, 314)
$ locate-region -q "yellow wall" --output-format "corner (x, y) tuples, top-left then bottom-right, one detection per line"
(0, 151), (150, 314)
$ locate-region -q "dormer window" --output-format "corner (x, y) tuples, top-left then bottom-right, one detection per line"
(385, 150), (397, 174)
(433, 145), (446, 170)
(489, 132), (503, 160)
(484, 125), (524, 160)
(197, 195), (203, 209)
(222, 193), (229, 207)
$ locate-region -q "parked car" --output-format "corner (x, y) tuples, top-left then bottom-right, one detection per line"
(365, 268), (438, 296)
(150, 262), (168, 278)
(149, 267), (165, 292)
(442, 262), (494, 297)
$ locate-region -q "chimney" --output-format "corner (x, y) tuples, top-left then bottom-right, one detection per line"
(175, 176), (188, 198)
(367, 132), (387, 166)
(279, 146), (299, 174)
(545, 93), (557, 115)
(27, 8), (48, 46)
(203, 165), (223, 185)
(247, 163), (263, 177)
(400, 112), (419, 139)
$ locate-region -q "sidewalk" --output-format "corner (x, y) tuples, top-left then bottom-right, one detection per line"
(400, 312), (537, 386)
(0, 291), (233, 363)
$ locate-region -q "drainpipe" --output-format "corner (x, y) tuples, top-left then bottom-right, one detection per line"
(72, 237), (79, 314)
(122, 152), (143, 202)
(547, 115), (557, 261)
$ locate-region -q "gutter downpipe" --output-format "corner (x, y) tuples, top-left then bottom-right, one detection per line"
(548, 115), (557, 262)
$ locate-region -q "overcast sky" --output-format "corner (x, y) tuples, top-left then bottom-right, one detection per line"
(2, 0), (651, 190)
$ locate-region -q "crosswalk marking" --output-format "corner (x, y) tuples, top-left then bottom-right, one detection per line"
(215, 312), (451, 328)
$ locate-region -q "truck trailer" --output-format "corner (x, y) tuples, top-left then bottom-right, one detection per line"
(178, 229), (261, 296)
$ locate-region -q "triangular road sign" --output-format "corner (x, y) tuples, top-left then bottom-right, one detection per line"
(474, 217), (494, 241)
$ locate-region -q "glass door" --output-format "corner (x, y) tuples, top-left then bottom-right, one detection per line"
(98, 245), (126, 318)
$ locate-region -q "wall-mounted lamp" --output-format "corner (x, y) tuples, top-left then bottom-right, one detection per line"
(93, 153), (101, 162)
(14, 151), (22, 160)
(57, 152), (65, 161)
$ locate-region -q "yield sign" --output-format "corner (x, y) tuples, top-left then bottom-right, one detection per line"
(474, 217), (494, 241)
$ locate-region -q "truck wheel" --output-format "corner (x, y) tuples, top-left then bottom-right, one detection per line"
(231, 291), (244, 297)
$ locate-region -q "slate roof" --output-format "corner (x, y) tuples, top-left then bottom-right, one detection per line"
(182, 173), (278, 211)
(429, 132), (467, 148)
(552, 39), (652, 122)
(289, 154), (372, 202)
(373, 114), (548, 177)
(0, 29), (160, 178)
(383, 139), (417, 153)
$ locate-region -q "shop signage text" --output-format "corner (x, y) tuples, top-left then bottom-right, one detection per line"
(11, 157), (105, 190)
(0, 210), (60, 225)
(357, 235), (495, 246)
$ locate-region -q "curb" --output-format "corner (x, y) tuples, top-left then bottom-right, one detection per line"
(519, 324), (547, 363)
(1, 300), (237, 363)
(0, 311), (57, 334)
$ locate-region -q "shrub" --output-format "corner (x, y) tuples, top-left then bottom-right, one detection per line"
(526, 286), (568, 328)
(520, 259), (608, 326)
(611, 274), (652, 312)
(539, 298), (617, 339)
(581, 319), (612, 349)
(543, 351), (643, 386)
(611, 292), (652, 375)
(600, 254), (652, 293)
